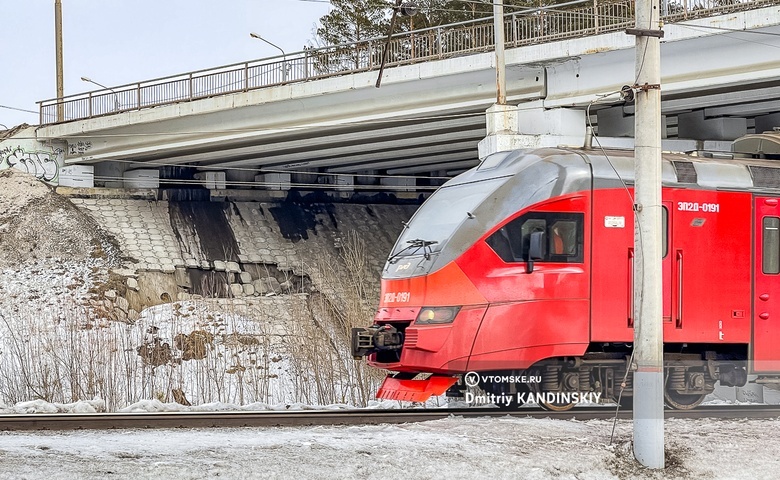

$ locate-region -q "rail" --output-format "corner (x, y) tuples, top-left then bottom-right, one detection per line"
(2, 405), (778, 431)
(38, 0), (780, 125)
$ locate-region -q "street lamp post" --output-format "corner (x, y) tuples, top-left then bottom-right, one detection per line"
(55, 0), (64, 122)
(81, 76), (120, 113)
(249, 33), (288, 82)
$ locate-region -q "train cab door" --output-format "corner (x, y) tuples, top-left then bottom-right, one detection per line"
(664, 190), (751, 344)
(753, 196), (780, 372)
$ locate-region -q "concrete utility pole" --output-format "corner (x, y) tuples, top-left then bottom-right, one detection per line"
(55, 0), (64, 122)
(493, 0), (506, 105)
(631, 0), (665, 469)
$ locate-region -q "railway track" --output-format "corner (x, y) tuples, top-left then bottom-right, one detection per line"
(1, 405), (779, 431)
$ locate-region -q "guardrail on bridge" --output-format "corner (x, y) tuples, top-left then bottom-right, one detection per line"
(38, 0), (780, 125)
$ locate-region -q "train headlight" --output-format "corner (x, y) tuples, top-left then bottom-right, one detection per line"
(415, 306), (461, 325)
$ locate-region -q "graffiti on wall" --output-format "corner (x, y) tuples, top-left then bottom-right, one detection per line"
(68, 141), (92, 156)
(0, 145), (63, 182)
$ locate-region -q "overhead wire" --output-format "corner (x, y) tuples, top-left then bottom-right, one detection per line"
(0, 104), (38, 115)
(85, 173), (442, 191)
(585, 91), (644, 443)
(93, 157), (456, 181)
(674, 22), (780, 49)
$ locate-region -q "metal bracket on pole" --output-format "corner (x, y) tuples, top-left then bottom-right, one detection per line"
(626, 28), (665, 38)
(635, 83), (661, 92)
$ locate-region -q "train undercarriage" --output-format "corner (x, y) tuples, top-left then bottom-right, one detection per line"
(445, 347), (750, 411)
(353, 324), (752, 410)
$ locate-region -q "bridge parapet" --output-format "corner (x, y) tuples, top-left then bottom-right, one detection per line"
(38, 0), (777, 126)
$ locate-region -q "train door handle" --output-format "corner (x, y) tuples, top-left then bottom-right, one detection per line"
(675, 250), (683, 329)
(760, 312), (770, 320)
(628, 248), (634, 328)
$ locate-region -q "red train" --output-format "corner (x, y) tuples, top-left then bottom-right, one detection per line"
(352, 134), (780, 410)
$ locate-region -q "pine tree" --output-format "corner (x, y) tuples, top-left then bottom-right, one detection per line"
(316, 0), (390, 46)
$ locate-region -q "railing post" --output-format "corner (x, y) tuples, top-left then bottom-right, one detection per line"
(436, 27), (442, 58)
(244, 62), (249, 91)
(594, 0), (600, 33)
(189, 73), (194, 100)
(136, 83), (141, 109)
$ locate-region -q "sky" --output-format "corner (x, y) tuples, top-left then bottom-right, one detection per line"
(0, 0), (332, 129)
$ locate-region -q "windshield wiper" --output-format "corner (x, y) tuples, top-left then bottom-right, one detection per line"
(387, 238), (438, 264)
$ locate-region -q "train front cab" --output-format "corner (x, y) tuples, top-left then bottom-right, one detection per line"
(356, 150), (597, 402)
(361, 191), (594, 403)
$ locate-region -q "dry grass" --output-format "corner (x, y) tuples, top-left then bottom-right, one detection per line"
(284, 230), (386, 406)
(0, 228), (385, 410)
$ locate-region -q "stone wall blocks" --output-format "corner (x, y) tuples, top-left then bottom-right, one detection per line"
(213, 260), (227, 272)
(185, 259), (201, 268)
(226, 261), (241, 273)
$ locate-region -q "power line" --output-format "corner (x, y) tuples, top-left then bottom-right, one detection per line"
(98, 157), (455, 181)
(0, 104), (38, 115)
(675, 21), (780, 37)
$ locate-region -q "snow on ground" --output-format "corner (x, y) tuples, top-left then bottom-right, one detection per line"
(0, 415), (777, 479)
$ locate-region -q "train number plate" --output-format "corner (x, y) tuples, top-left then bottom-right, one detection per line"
(384, 292), (411, 303)
(677, 202), (720, 213)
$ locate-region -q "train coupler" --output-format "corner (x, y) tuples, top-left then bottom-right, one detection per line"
(351, 324), (403, 359)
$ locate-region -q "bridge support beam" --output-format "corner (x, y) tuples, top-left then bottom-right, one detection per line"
(755, 113), (780, 135)
(677, 110), (747, 141)
(478, 102), (586, 159)
(597, 106), (667, 138)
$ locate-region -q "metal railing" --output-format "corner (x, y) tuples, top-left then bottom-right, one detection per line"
(38, 0), (780, 125)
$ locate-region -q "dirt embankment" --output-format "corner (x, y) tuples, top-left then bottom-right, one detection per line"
(0, 169), (120, 267)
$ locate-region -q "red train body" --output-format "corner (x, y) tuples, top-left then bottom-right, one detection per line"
(352, 140), (780, 409)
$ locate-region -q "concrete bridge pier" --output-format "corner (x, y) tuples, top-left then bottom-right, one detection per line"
(478, 101), (587, 160)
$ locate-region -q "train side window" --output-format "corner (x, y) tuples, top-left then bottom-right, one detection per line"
(763, 217), (780, 274)
(486, 212), (584, 263)
(662, 206), (668, 258)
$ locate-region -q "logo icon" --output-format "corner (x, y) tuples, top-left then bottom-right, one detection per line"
(464, 371), (480, 388)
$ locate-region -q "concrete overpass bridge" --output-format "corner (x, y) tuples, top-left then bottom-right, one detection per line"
(6, 0), (780, 194)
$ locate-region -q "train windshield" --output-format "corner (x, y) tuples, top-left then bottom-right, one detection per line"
(391, 178), (506, 257)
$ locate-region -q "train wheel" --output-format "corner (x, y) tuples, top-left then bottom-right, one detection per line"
(537, 397), (577, 412)
(529, 384), (576, 411)
(664, 389), (706, 410)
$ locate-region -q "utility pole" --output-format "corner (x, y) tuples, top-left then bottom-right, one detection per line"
(630, 0), (665, 469)
(55, 0), (64, 122)
(493, 0), (506, 104)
